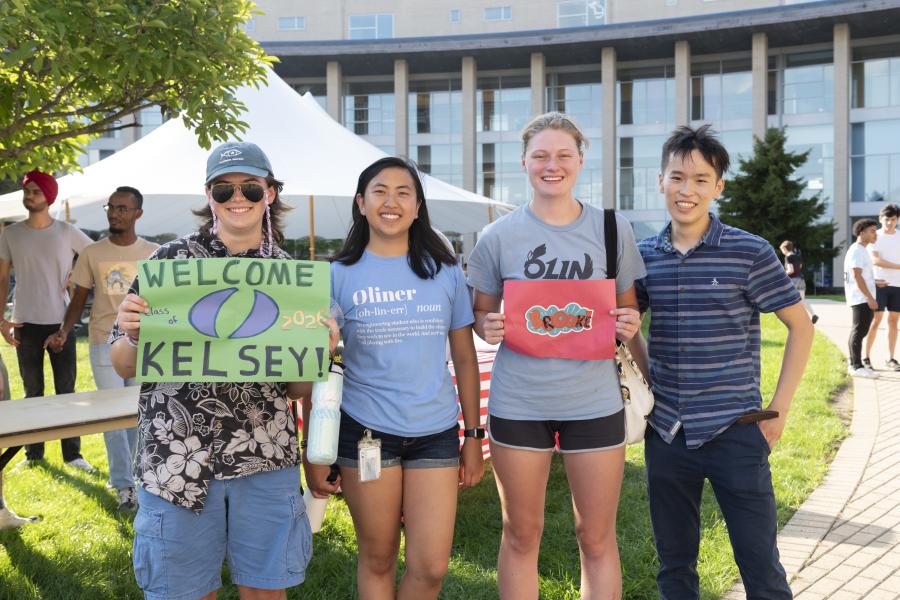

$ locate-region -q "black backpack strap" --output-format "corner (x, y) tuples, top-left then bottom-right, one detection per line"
(604, 208), (617, 280)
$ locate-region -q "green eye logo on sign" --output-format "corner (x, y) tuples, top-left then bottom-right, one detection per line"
(135, 258), (330, 383)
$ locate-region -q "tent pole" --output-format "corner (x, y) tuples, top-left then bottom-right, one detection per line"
(65, 200), (71, 224)
(487, 204), (494, 223)
(309, 195), (316, 260)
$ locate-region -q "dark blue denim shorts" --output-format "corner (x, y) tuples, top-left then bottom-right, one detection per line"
(336, 410), (460, 469)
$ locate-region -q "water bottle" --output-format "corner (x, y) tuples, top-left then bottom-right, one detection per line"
(303, 487), (328, 533)
(306, 356), (344, 465)
(303, 465), (340, 534)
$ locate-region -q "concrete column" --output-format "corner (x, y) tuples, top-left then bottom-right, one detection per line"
(530, 52), (546, 116)
(394, 59), (409, 157)
(601, 47), (617, 209)
(833, 22), (851, 279)
(752, 32), (769, 142)
(462, 56), (477, 192)
(326, 61), (343, 123)
(674, 40), (691, 126)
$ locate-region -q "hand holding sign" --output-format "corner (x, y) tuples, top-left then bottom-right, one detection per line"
(135, 258), (330, 383)
(503, 279), (617, 360)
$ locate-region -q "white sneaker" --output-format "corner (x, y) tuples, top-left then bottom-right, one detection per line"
(65, 457), (96, 473)
(116, 487), (137, 511)
(0, 507), (39, 529)
(849, 366), (880, 379)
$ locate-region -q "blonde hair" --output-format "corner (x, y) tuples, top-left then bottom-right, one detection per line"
(521, 112), (589, 157)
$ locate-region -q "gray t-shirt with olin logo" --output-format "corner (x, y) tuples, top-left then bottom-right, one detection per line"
(466, 204), (646, 421)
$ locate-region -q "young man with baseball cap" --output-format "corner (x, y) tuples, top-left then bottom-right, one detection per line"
(0, 170), (95, 472)
(109, 142), (327, 600)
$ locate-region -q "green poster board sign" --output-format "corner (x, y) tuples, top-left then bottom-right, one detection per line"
(135, 258), (330, 383)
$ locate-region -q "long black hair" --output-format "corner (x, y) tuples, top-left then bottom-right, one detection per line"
(334, 157), (456, 279)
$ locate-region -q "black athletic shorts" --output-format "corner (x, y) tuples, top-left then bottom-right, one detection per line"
(876, 285), (900, 312)
(487, 410), (625, 453)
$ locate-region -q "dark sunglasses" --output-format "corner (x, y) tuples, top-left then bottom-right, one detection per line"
(208, 182), (267, 204)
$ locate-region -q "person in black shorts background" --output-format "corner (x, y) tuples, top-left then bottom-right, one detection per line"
(866, 204), (900, 371)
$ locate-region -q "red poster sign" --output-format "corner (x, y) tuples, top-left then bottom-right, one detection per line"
(503, 279), (616, 360)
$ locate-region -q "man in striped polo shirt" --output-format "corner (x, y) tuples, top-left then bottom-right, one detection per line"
(630, 125), (814, 600)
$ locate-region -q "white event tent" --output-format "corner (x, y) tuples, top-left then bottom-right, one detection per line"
(0, 69), (509, 243)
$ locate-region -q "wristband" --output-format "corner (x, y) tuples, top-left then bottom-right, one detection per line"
(125, 335), (139, 348)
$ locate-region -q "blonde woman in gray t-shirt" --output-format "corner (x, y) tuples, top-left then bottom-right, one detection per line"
(467, 113), (646, 599)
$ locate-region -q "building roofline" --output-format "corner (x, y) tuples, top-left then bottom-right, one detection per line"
(264, 0), (900, 77)
(263, 0), (899, 54)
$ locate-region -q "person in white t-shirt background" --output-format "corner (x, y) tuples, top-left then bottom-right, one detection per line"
(865, 203), (900, 371)
(846, 218), (880, 378)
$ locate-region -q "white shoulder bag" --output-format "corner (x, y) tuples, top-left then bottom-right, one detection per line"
(604, 209), (654, 444)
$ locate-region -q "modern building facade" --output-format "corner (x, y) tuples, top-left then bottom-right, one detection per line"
(87, 0), (900, 283)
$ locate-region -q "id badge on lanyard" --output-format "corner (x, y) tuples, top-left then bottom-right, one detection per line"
(358, 428), (382, 482)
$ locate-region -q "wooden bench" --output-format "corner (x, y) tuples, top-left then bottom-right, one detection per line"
(0, 387), (138, 469)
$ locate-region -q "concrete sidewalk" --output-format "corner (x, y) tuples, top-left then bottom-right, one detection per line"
(723, 299), (900, 599)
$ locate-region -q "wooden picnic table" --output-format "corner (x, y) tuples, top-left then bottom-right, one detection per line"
(0, 387), (138, 469)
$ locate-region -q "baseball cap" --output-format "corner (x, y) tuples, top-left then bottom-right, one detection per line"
(205, 142), (273, 185)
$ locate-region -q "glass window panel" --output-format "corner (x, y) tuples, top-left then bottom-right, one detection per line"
(484, 6), (512, 21)
(767, 70), (777, 116)
(617, 66), (673, 126)
(477, 75), (530, 132)
(785, 125), (833, 211)
(343, 83), (395, 137)
(783, 53), (834, 115)
(721, 71), (752, 120)
(277, 16), (305, 30)
(618, 135), (666, 210)
(891, 154), (900, 203)
(850, 119), (900, 204)
(377, 14), (393, 37)
(349, 14), (392, 39)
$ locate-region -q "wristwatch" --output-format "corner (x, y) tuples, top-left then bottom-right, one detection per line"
(463, 427), (486, 439)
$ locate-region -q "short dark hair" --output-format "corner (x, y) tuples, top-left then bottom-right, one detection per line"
(853, 218), (879, 237)
(334, 156), (456, 279)
(880, 203), (900, 219)
(661, 124), (731, 180)
(115, 186), (143, 209)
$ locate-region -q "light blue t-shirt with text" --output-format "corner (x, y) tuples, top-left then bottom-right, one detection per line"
(331, 252), (474, 437)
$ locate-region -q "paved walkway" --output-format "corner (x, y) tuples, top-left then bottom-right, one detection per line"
(724, 299), (900, 599)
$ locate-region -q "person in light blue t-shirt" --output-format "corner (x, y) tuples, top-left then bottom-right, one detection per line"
(303, 157), (484, 600)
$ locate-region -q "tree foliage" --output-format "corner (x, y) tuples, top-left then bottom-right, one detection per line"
(717, 127), (839, 276)
(0, 0), (271, 179)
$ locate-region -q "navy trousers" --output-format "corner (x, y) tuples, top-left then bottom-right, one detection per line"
(645, 423), (792, 600)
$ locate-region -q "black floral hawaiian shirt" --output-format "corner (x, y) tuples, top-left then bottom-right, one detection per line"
(111, 233), (300, 512)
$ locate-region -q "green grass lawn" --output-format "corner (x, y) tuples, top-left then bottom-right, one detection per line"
(808, 294), (846, 303)
(0, 318), (848, 599)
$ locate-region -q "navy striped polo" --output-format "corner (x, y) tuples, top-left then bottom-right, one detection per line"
(635, 214), (801, 448)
